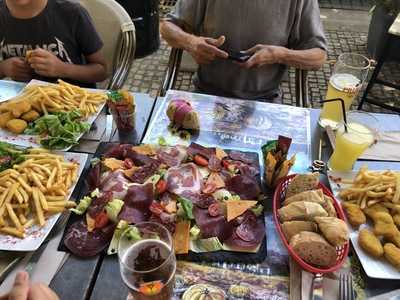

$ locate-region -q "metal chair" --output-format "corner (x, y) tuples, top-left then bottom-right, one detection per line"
(80, 0), (136, 90)
(160, 48), (310, 108)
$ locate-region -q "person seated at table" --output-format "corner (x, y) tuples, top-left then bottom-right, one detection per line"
(0, 271), (59, 300)
(0, 0), (107, 88)
(161, 0), (327, 102)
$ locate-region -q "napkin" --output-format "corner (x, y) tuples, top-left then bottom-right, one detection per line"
(360, 131), (400, 161)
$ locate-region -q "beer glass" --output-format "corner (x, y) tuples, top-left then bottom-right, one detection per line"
(320, 53), (371, 128)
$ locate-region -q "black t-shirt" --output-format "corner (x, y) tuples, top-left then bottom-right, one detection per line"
(0, 0), (103, 87)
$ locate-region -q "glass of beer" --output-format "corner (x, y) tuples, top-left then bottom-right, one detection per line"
(118, 222), (176, 300)
(320, 53), (371, 128)
(328, 111), (378, 171)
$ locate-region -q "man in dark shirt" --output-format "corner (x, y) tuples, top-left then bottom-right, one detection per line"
(0, 0), (107, 87)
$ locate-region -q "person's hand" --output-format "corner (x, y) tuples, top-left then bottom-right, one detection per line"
(0, 272), (59, 300)
(186, 35), (228, 65)
(0, 57), (32, 82)
(28, 48), (65, 78)
(239, 44), (287, 69)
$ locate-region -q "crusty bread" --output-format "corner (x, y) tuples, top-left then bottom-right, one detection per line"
(285, 173), (319, 198)
(281, 221), (317, 241)
(283, 189), (324, 206)
(278, 201), (328, 222)
(289, 231), (337, 267)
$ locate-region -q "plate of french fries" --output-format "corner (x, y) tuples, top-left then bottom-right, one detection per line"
(329, 167), (400, 279)
(0, 79), (107, 150)
(0, 148), (87, 251)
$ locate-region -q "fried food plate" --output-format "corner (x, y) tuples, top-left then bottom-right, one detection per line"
(0, 151), (88, 251)
(328, 170), (400, 279)
(0, 79), (107, 151)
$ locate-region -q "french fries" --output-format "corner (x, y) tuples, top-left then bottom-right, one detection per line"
(339, 167), (400, 209)
(0, 148), (78, 238)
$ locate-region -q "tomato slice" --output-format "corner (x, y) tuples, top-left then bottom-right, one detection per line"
(94, 211), (109, 229)
(149, 201), (163, 216)
(194, 154), (209, 167)
(123, 158), (134, 169)
(156, 179), (167, 194)
(208, 203), (221, 217)
(222, 159), (230, 170)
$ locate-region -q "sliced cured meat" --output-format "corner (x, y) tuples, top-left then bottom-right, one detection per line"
(226, 175), (260, 200)
(125, 148), (157, 166)
(86, 162), (101, 192)
(149, 214), (176, 233)
(119, 183), (154, 224)
(187, 142), (215, 159)
(157, 145), (187, 167)
(100, 170), (130, 199)
(128, 162), (160, 184)
(181, 192), (216, 209)
(103, 144), (132, 160)
(208, 155), (221, 172)
(64, 220), (115, 257)
(228, 151), (255, 165)
(224, 218), (265, 249)
(87, 191), (112, 218)
(193, 206), (233, 240)
(238, 164), (260, 177)
(166, 163), (202, 195)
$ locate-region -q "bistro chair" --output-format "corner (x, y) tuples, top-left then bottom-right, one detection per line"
(80, 0), (136, 90)
(160, 48), (309, 108)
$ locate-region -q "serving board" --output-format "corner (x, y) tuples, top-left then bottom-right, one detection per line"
(0, 151), (88, 251)
(328, 170), (400, 280)
(60, 142), (267, 263)
(0, 80), (107, 151)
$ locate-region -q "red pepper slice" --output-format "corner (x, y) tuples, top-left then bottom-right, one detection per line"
(194, 155), (209, 167)
(149, 201), (163, 216)
(94, 211), (109, 229)
(208, 203), (221, 217)
(156, 179), (167, 195)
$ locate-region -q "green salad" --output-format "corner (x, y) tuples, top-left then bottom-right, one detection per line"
(0, 142), (27, 172)
(25, 110), (90, 149)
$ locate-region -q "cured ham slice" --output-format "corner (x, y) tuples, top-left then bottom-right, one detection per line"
(228, 150), (256, 165)
(157, 145), (187, 167)
(187, 142), (215, 159)
(100, 170), (129, 199)
(128, 162), (160, 184)
(193, 206), (233, 241)
(166, 163), (202, 195)
(119, 183), (154, 224)
(226, 175), (260, 200)
(87, 191), (112, 218)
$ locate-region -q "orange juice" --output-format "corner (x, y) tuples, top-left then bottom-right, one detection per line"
(329, 122), (374, 171)
(320, 73), (361, 128)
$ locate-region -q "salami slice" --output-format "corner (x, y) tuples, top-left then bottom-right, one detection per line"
(193, 206), (233, 241)
(224, 218), (265, 249)
(166, 163), (202, 195)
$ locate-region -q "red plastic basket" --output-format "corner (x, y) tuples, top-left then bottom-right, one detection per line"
(273, 174), (349, 274)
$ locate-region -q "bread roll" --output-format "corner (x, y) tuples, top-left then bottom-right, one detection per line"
(290, 231), (337, 267)
(283, 189), (324, 207)
(281, 221), (317, 241)
(285, 173), (319, 198)
(315, 217), (349, 247)
(278, 201), (328, 222)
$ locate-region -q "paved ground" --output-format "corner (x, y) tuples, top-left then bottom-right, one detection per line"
(123, 7), (399, 114)
(319, 0), (372, 10)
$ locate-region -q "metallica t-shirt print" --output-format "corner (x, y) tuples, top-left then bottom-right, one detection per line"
(0, 0), (103, 85)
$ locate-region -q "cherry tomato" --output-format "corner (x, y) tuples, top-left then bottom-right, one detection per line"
(208, 203), (221, 217)
(202, 182), (217, 194)
(94, 211), (109, 229)
(156, 179), (167, 194)
(149, 201), (163, 216)
(193, 155), (209, 167)
(124, 158), (134, 169)
(222, 159), (230, 170)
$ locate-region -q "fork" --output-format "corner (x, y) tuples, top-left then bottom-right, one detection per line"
(339, 273), (355, 300)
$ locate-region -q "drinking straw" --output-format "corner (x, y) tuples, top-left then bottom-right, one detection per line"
(319, 98), (348, 132)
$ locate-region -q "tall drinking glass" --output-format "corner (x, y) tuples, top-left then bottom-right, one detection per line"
(118, 222), (176, 300)
(320, 53), (371, 128)
(328, 111), (379, 172)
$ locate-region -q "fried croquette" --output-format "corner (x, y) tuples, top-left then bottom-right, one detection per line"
(393, 214), (400, 228)
(385, 230), (400, 248)
(370, 212), (398, 237)
(21, 110), (40, 122)
(342, 202), (366, 228)
(0, 112), (13, 128)
(384, 243), (400, 270)
(9, 101), (31, 118)
(358, 228), (384, 258)
(6, 119), (28, 134)
(364, 203), (389, 219)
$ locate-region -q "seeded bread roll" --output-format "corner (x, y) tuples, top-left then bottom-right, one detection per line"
(289, 231), (337, 267)
(281, 221), (318, 241)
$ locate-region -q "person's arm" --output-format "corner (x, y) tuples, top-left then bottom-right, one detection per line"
(240, 45), (326, 70)
(28, 48), (107, 83)
(160, 20), (228, 65)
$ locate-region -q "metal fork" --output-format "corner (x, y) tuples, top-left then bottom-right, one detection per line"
(339, 273), (355, 300)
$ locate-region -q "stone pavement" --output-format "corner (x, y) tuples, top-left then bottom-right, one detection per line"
(123, 8), (399, 114)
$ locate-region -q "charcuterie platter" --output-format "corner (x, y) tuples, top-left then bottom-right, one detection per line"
(61, 142), (266, 263)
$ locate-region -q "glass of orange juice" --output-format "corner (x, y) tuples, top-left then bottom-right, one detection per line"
(328, 111), (379, 172)
(320, 54), (371, 129)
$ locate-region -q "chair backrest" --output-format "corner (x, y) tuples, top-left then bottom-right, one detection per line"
(79, 0), (135, 89)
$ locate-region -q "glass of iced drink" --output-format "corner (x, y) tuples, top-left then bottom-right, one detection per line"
(118, 222), (176, 300)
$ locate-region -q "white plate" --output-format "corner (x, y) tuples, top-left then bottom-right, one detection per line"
(0, 80), (106, 151)
(328, 170), (400, 279)
(0, 151), (88, 251)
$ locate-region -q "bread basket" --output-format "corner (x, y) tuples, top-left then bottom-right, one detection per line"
(273, 174), (349, 274)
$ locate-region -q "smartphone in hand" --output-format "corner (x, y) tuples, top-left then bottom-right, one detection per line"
(223, 49), (251, 62)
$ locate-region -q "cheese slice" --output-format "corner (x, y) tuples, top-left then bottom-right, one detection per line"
(216, 147), (228, 160)
(103, 158), (124, 171)
(174, 221), (191, 254)
(206, 172), (225, 189)
(222, 243), (261, 253)
(131, 144), (156, 156)
(226, 200), (258, 221)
